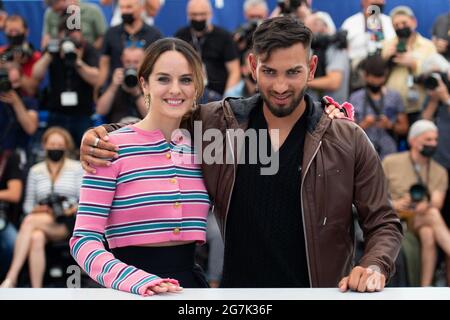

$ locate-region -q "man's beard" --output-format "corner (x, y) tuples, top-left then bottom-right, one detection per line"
(260, 86), (307, 118)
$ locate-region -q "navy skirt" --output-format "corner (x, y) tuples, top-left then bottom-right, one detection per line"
(111, 243), (209, 288)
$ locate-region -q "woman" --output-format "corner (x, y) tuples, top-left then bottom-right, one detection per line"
(1, 127), (82, 288)
(69, 38), (210, 296)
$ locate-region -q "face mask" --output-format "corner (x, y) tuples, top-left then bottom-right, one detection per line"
(367, 83), (383, 93)
(47, 149), (65, 162)
(190, 19), (207, 32)
(122, 13), (135, 25)
(395, 27), (412, 39)
(7, 34), (25, 46)
(420, 145), (437, 158)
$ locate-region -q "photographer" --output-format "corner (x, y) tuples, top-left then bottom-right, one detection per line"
(1, 127), (82, 288)
(96, 46), (146, 123)
(305, 13), (350, 103)
(32, 19), (99, 146)
(421, 55), (450, 252)
(382, 120), (449, 286)
(0, 150), (22, 282)
(233, 0), (268, 57)
(0, 63), (38, 154)
(350, 54), (409, 159)
(382, 6), (436, 125)
(0, 15), (41, 96)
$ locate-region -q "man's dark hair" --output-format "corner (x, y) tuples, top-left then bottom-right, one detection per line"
(360, 54), (388, 77)
(252, 16), (312, 62)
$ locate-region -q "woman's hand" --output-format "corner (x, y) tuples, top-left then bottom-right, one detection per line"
(146, 281), (183, 296)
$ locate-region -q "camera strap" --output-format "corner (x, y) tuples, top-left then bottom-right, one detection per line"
(409, 154), (430, 188)
(363, 90), (384, 118)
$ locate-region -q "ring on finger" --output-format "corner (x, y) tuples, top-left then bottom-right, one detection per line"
(93, 137), (100, 148)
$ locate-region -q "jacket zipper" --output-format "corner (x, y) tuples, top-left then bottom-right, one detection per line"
(300, 140), (322, 288)
(222, 130), (237, 242)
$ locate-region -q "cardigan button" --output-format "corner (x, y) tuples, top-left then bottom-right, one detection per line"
(173, 227), (180, 235)
(166, 153), (172, 159)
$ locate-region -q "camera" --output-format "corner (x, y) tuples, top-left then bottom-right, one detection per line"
(409, 183), (429, 203)
(277, 0), (305, 15)
(123, 68), (138, 88)
(234, 19), (260, 54)
(311, 30), (348, 51)
(60, 38), (79, 68)
(39, 193), (68, 218)
(0, 68), (12, 93)
(415, 72), (450, 91)
(396, 38), (407, 53)
(0, 44), (34, 63)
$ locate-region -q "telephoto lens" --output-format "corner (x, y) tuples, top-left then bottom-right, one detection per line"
(124, 68), (138, 88)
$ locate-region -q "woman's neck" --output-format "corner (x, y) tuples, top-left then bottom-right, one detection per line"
(137, 112), (182, 142)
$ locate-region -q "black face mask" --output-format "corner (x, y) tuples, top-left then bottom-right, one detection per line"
(420, 145), (437, 158)
(190, 19), (207, 32)
(395, 27), (412, 39)
(367, 83), (383, 93)
(7, 34), (25, 46)
(47, 149), (65, 162)
(122, 13), (135, 25)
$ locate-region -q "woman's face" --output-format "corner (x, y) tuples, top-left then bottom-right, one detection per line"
(44, 133), (67, 151)
(141, 50), (197, 121)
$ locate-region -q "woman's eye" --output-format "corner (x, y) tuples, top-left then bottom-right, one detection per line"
(181, 78), (193, 84)
(158, 77), (170, 83)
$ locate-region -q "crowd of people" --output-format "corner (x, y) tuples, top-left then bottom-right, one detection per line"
(0, 0), (449, 291)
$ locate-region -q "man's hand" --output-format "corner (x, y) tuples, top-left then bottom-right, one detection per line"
(393, 52), (417, 69)
(112, 68), (124, 87)
(31, 205), (51, 215)
(433, 38), (449, 55)
(376, 115), (393, 130)
(80, 126), (119, 174)
(339, 266), (386, 293)
(361, 115), (376, 129)
(0, 90), (21, 106)
(393, 194), (412, 212)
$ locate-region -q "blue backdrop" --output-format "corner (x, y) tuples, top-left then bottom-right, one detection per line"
(0, 0), (449, 50)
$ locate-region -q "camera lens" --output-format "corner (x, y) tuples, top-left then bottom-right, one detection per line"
(409, 183), (428, 203)
(424, 75), (439, 90)
(124, 68), (138, 88)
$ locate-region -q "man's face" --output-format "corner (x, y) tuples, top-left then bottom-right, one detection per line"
(119, 0), (142, 18)
(411, 130), (438, 152)
(122, 48), (144, 69)
(392, 14), (416, 33)
(244, 5), (268, 21)
(249, 43), (317, 118)
(5, 20), (27, 38)
(188, 0), (212, 24)
(363, 0), (385, 10)
(52, 0), (67, 13)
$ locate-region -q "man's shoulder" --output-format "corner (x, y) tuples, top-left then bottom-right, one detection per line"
(431, 158), (448, 176)
(341, 12), (363, 28)
(211, 25), (233, 37)
(141, 23), (162, 37)
(383, 151), (409, 165)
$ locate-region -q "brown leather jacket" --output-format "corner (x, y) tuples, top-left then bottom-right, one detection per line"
(107, 94), (403, 287)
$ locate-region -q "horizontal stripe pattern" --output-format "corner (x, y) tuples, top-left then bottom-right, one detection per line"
(70, 125), (208, 296)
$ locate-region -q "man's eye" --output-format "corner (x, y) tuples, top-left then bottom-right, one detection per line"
(263, 69), (275, 75)
(287, 70), (300, 75)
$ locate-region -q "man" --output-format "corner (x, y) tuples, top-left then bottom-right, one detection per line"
(41, 0), (107, 50)
(0, 15), (41, 96)
(431, 13), (450, 61)
(382, 6), (436, 125)
(80, 16), (403, 292)
(96, 46), (146, 123)
(32, 21), (99, 146)
(98, 0), (162, 90)
(349, 54), (409, 159)
(175, 0), (240, 97)
(304, 12), (350, 103)
(103, 0), (165, 27)
(0, 63), (38, 153)
(382, 120), (449, 286)
(341, 0), (395, 92)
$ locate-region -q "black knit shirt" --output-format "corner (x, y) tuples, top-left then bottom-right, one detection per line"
(221, 103), (310, 288)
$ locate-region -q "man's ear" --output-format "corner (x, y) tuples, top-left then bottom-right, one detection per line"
(308, 55), (318, 82)
(248, 53), (258, 82)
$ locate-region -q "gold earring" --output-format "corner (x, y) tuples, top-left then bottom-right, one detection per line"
(145, 94), (151, 110)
